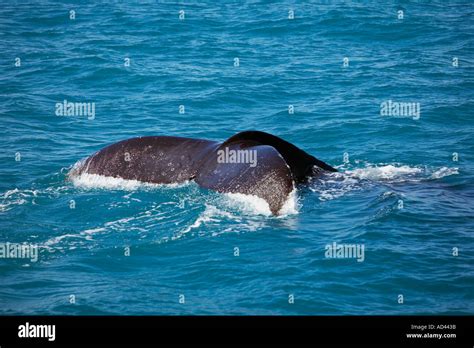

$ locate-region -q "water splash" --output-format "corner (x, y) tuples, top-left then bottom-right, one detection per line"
(311, 163), (459, 201)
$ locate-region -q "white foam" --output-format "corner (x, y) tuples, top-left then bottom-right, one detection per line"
(311, 163), (460, 202)
(311, 172), (360, 201)
(224, 188), (299, 217)
(71, 173), (143, 190)
(430, 167), (459, 179)
(0, 188), (35, 212)
(43, 233), (87, 247)
(1, 188), (20, 199)
(1, 188), (39, 199)
(177, 202), (271, 240)
(346, 164), (422, 181)
(70, 172), (189, 190)
(0, 198), (26, 212)
(224, 193), (272, 216)
(179, 204), (225, 236)
(278, 189), (299, 216)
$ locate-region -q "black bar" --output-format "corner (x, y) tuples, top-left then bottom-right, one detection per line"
(0, 316), (472, 346)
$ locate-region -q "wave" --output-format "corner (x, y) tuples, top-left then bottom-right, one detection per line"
(0, 189), (29, 212)
(430, 167), (459, 179)
(311, 163), (459, 201)
(176, 203), (271, 241)
(178, 204), (236, 237)
(0, 185), (70, 213)
(345, 164), (423, 181)
(40, 207), (166, 251)
(344, 163), (459, 182)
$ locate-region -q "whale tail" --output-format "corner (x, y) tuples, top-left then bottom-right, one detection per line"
(72, 131), (337, 215)
(221, 131), (337, 182)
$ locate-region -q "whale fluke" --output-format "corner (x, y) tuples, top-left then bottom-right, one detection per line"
(72, 131), (337, 215)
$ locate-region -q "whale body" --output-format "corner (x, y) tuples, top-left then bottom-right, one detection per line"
(71, 131), (337, 215)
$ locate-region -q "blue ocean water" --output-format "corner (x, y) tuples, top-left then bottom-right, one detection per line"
(0, 1), (473, 315)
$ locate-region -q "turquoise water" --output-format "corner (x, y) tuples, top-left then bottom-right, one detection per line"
(0, 1), (473, 315)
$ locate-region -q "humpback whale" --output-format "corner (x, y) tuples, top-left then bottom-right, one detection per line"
(71, 131), (337, 215)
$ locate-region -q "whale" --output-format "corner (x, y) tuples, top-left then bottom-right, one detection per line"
(70, 131), (337, 215)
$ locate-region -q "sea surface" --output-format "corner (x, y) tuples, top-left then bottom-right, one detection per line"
(0, 1), (473, 315)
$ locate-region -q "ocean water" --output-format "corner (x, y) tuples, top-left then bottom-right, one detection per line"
(0, 1), (473, 315)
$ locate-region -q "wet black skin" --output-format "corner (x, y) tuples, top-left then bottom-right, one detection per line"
(73, 131), (337, 215)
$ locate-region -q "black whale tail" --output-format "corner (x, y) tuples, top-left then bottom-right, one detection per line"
(222, 131), (337, 182)
(73, 130), (337, 215)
